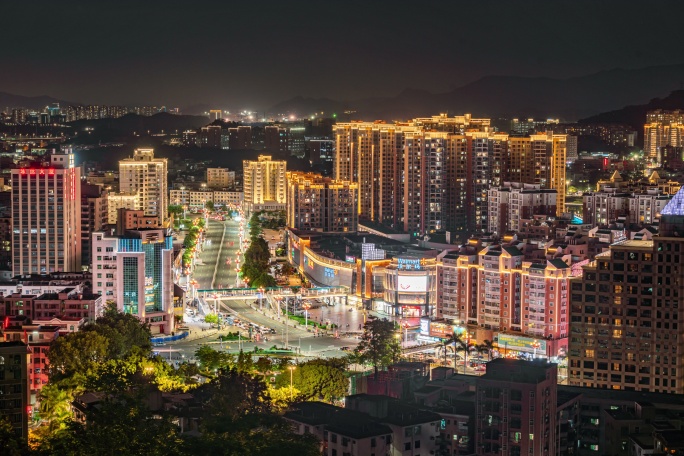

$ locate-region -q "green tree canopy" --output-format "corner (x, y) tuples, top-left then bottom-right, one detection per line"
(195, 346), (235, 373)
(277, 359), (348, 403)
(83, 303), (152, 359)
(48, 331), (109, 382)
(353, 319), (402, 377)
(39, 395), (188, 456)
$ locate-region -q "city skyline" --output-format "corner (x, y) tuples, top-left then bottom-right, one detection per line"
(2, 0), (684, 111)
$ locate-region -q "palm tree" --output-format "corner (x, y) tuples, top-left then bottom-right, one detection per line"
(445, 331), (470, 375)
(481, 339), (495, 361)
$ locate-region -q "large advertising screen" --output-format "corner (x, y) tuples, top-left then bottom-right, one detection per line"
(397, 275), (428, 292)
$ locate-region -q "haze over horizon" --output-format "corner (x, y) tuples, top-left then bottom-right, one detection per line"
(2, 0), (684, 111)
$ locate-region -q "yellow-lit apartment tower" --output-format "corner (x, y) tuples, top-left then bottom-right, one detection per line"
(644, 109), (684, 161)
(242, 155), (287, 213)
(118, 148), (168, 227)
(286, 172), (358, 233)
(334, 115), (568, 235)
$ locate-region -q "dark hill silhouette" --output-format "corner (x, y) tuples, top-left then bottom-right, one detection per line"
(271, 64), (684, 121)
(69, 112), (209, 141)
(579, 90), (684, 131)
(0, 91), (78, 110)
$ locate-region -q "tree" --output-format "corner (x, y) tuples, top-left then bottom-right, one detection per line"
(480, 339), (495, 361)
(168, 204), (184, 219)
(39, 383), (80, 434)
(39, 395), (188, 456)
(353, 319), (402, 377)
(48, 331), (109, 382)
(287, 359), (348, 403)
(445, 331), (472, 375)
(0, 417), (26, 456)
(194, 368), (320, 456)
(204, 314), (219, 326)
(205, 201), (215, 212)
(195, 346), (234, 372)
(83, 303), (152, 359)
(250, 271), (277, 288)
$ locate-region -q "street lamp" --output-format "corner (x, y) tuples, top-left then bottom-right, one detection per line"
(532, 340), (541, 359)
(302, 303), (311, 329)
(288, 365), (296, 400)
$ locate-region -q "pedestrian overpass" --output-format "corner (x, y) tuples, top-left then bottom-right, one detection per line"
(197, 285), (350, 316)
(197, 286), (349, 302)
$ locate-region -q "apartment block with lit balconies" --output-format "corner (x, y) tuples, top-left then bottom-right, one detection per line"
(242, 155), (286, 213)
(286, 172), (358, 233)
(119, 148), (168, 227)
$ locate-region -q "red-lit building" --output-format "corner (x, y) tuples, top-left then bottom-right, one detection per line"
(11, 151), (82, 275)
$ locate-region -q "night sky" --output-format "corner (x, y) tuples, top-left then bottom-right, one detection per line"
(2, 0), (684, 110)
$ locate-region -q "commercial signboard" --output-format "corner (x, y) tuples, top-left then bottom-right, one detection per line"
(497, 333), (547, 353)
(430, 321), (455, 338)
(397, 275), (427, 292)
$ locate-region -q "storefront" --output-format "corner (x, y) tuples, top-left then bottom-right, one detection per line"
(375, 255), (437, 317)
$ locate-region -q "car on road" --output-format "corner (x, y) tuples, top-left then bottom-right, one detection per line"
(340, 346), (351, 351)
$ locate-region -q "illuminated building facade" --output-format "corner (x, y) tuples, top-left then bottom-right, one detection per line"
(119, 148), (168, 227)
(11, 151), (81, 275)
(286, 172), (358, 233)
(243, 155), (287, 213)
(375, 256), (438, 317)
(206, 168), (235, 188)
(333, 117), (567, 235)
(92, 229), (174, 334)
(436, 244), (571, 357)
(487, 183), (557, 235)
(644, 109), (684, 161)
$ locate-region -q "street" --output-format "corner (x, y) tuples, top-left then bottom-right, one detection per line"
(169, 216), (362, 360)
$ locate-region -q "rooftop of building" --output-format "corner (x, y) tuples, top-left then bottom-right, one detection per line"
(357, 219), (407, 235)
(346, 393), (442, 426)
(558, 385), (684, 408)
(610, 240), (654, 249)
(0, 341), (29, 350)
(480, 358), (555, 383)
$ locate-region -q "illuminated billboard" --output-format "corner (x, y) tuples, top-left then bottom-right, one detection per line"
(397, 275), (427, 292)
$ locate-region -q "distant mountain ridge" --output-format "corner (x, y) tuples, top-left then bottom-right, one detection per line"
(270, 64), (684, 121)
(0, 91), (78, 110)
(579, 90), (684, 130)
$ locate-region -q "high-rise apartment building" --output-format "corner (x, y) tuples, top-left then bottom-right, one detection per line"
(119, 148), (168, 227)
(107, 192), (139, 224)
(333, 117), (568, 236)
(228, 126), (252, 150)
(197, 125), (222, 148)
(583, 188), (670, 226)
(286, 172), (358, 233)
(11, 151), (81, 275)
(436, 245), (571, 353)
(265, 125), (306, 157)
(488, 183), (557, 235)
(92, 229), (175, 334)
(476, 359), (558, 456)
(644, 110), (684, 161)
(506, 133), (568, 214)
(568, 188), (684, 394)
(243, 155), (286, 213)
(206, 168), (235, 189)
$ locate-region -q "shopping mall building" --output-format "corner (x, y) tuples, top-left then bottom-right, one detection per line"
(287, 229), (438, 317)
